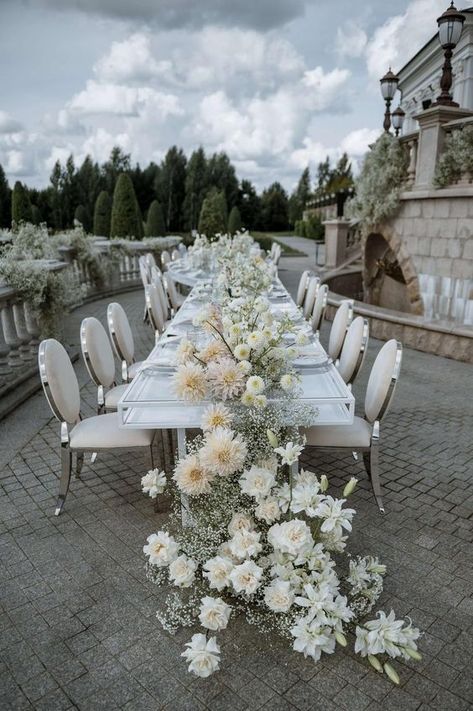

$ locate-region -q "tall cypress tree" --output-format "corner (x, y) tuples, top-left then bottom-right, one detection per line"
(93, 190), (111, 237)
(74, 204), (89, 230)
(198, 191), (227, 237)
(183, 147), (208, 230)
(228, 206), (242, 234)
(110, 173), (143, 239)
(145, 200), (166, 236)
(11, 181), (32, 225)
(0, 164), (11, 228)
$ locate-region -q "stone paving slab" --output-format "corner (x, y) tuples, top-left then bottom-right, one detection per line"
(0, 276), (472, 710)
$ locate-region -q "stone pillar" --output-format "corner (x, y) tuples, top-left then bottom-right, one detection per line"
(413, 105), (473, 189)
(1, 300), (23, 368)
(323, 219), (350, 268)
(13, 301), (34, 361)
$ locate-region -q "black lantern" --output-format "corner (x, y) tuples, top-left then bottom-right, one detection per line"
(380, 68), (399, 132)
(392, 106), (406, 136)
(434, 2), (465, 106)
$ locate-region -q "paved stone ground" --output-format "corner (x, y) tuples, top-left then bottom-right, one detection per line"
(1, 267), (473, 711)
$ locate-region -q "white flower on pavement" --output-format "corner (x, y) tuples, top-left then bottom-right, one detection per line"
(264, 579), (294, 613)
(228, 512), (255, 536)
(199, 596), (232, 631)
(230, 560), (263, 595)
(255, 497), (281, 524)
(203, 556), (233, 591)
(143, 532), (178, 567)
(314, 496), (356, 536)
(290, 616), (336, 661)
(229, 530), (262, 560)
(169, 555), (197, 588)
(141, 469), (166, 499)
(182, 634), (220, 677)
(239, 465), (275, 500)
(268, 519), (313, 557)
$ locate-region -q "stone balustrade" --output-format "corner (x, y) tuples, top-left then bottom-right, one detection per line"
(0, 236), (181, 417)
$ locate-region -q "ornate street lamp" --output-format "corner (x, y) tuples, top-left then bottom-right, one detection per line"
(380, 68), (399, 132)
(392, 106), (406, 136)
(434, 2), (465, 106)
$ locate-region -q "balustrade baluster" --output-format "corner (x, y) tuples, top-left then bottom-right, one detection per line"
(1, 300), (23, 369)
(13, 300), (34, 361)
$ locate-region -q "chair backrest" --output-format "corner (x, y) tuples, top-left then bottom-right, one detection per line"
(171, 248), (180, 261)
(303, 276), (320, 319)
(161, 250), (171, 267)
(151, 268), (170, 319)
(150, 264), (163, 281)
(272, 243), (282, 265)
(107, 302), (135, 365)
(296, 270), (312, 307)
(178, 243), (187, 255)
(270, 243), (277, 259)
(38, 339), (80, 424)
(81, 317), (116, 388)
(139, 256), (150, 288)
(164, 273), (180, 311)
(310, 283), (328, 333)
(364, 339), (403, 423)
(328, 300), (353, 361)
(337, 317), (369, 385)
(145, 284), (165, 334)
(145, 252), (156, 271)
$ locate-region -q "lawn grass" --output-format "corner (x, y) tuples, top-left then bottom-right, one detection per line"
(251, 231), (306, 257)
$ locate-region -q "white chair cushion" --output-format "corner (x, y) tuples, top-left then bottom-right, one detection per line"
(328, 300), (352, 361)
(302, 417), (372, 448)
(70, 413), (154, 449)
(104, 384), (128, 409)
(81, 317), (116, 388)
(365, 339), (400, 423)
(128, 361), (144, 379)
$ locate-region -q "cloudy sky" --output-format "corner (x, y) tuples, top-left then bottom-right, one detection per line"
(0, 0), (447, 190)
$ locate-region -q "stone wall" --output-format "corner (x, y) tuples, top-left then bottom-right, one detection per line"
(366, 189), (473, 325)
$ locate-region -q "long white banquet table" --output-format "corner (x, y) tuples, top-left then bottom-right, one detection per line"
(118, 276), (355, 467)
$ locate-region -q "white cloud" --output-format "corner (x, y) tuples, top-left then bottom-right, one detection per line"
(0, 111), (23, 134)
(336, 22), (367, 59)
(365, 0), (446, 78)
(94, 33), (173, 84)
(68, 80), (182, 118)
(340, 127), (380, 155)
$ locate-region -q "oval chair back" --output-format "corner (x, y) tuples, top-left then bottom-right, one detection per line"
(328, 300), (353, 361)
(145, 284), (165, 338)
(171, 248), (180, 261)
(107, 302), (135, 368)
(296, 270), (312, 307)
(138, 256), (150, 288)
(310, 283), (328, 334)
(38, 339), (81, 425)
(145, 252), (157, 272)
(161, 250), (171, 269)
(151, 267), (170, 319)
(272, 243), (282, 266)
(178, 243), (187, 256)
(303, 276), (320, 319)
(337, 316), (369, 386)
(80, 317), (116, 389)
(364, 339), (403, 424)
(164, 273), (181, 312)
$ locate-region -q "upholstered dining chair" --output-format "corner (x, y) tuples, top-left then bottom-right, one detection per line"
(145, 284), (166, 342)
(178, 243), (187, 256)
(337, 316), (370, 387)
(296, 270), (312, 307)
(38, 339), (155, 515)
(303, 276), (320, 319)
(327, 299), (354, 362)
(171, 248), (180, 261)
(272, 243), (282, 266)
(81, 317), (128, 414)
(164, 273), (185, 314)
(161, 250), (171, 269)
(151, 267), (171, 320)
(107, 302), (144, 382)
(139, 256), (150, 322)
(310, 283), (328, 336)
(145, 251), (157, 273)
(302, 339), (402, 513)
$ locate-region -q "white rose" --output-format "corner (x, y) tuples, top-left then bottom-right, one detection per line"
(229, 530), (262, 560)
(230, 560), (263, 595)
(268, 519), (313, 557)
(169, 554), (197, 587)
(141, 469), (166, 498)
(228, 512), (254, 536)
(198, 596), (232, 631)
(182, 634), (220, 678)
(203, 556), (234, 591)
(239, 465), (275, 500)
(255, 497), (281, 524)
(143, 532), (178, 567)
(264, 579), (295, 613)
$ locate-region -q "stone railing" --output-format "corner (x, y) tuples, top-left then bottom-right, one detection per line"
(0, 236), (180, 417)
(400, 131), (419, 188)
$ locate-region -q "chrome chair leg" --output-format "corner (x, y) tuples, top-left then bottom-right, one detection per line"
(56, 445), (72, 516)
(352, 451), (359, 461)
(76, 452), (84, 478)
(363, 444), (384, 514)
(90, 452), (98, 464)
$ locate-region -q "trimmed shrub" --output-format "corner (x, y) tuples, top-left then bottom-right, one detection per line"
(93, 190), (111, 237)
(11, 181), (32, 225)
(110, 173), (143, 239)
(198, 190), (227, 237)
(228, 205), (242, 234)
(146, 200), (166, 236)
(74, 204), (90, 231)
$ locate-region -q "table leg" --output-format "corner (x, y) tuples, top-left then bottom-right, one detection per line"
(177, 428), (192, 527)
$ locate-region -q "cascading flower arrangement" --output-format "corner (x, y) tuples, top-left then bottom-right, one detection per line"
(142, 234), (421, 684)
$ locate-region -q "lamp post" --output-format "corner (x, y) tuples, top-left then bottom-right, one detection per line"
(380, 68), (399, 132)
(392, 106), (406, 136)
(434, 2), (465, 106)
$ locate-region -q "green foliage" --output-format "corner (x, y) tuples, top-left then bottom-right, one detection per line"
(434, 125), (473, 188)
(52, 225), (105, 288)
(110, 173), (143, 239)
(314, 152), (355, 197)
(74, 204), (90, 230)
(260, 182), (289, 231)
(31, 205), (41, 225)
(198, 190), (227, 237)
(183, 147), (209, 230)
(289, 167), (311, 224)
(228, 206), (242, 234)
(0, 164), (11, 228)
(155, 146), (187, 232)
(93, 190), (111, 237)
(348, 134), (409, 225)
(295, 215), (324, 240)
(146, 200), (166, 236)
(12, 181), (32, 225)
(237, 180), (261, 230)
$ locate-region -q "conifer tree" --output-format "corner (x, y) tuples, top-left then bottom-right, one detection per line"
(11, 181), (32, 225)
(228, 205), (242, 234)
(110, 173), (143, 239)
(145, 200), (166, 236)
(93, 190), (111, 237)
